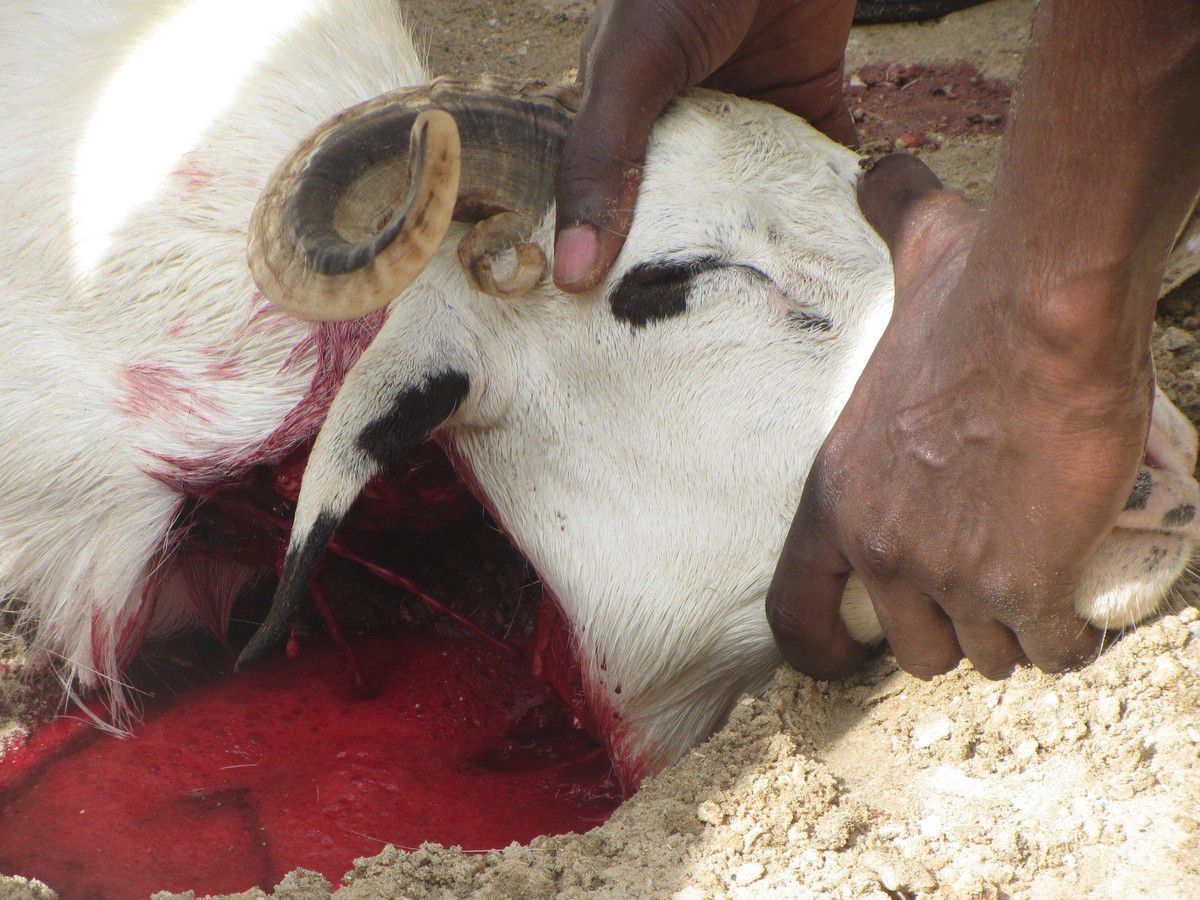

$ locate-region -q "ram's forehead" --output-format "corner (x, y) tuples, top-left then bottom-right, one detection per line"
(597, 94), (890, 338)
(647, 90), (864, 198)
(624, 94), (879, 274)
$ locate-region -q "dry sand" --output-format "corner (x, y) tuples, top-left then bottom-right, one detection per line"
(5, 1), (1200, 897)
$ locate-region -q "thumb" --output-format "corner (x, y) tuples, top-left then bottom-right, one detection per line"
(857, 153), (979, 300)
(767, 484), (871, 680)
(553, 12), (694, 292)
(553, 92), (664, 292)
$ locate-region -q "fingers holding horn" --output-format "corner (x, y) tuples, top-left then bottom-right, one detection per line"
(248, 109), (462, 322)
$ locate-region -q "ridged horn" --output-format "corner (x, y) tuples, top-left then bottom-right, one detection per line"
(247, 78), (579, 321)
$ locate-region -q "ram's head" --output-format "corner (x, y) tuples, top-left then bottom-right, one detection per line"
(240, 78), (1199, 788)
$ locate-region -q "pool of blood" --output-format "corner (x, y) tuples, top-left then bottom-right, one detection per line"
(0, 443), (622, 898)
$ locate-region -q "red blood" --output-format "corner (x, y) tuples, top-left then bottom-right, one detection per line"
(269, 441), (473, 533)
(0, 435), (621, 898)
(0, 632), (621, 899)
(532, 593), (593, 734)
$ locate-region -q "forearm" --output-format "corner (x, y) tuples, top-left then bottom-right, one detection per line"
(972, 0), (1200, 380)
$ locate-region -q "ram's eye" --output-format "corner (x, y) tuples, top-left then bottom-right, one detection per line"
(609, 256), (724, 328)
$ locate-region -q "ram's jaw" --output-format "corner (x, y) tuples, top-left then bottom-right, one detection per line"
(552, 601), (784, 793)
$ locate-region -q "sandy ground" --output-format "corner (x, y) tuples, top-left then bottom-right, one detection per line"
(4, 0), (1200, 897)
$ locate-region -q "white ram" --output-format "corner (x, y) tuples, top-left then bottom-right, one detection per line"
(2, 0), (1196, 788)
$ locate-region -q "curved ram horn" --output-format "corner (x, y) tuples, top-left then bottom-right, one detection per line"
(456, 211), (547, 298)
(248, 78), (579, 320)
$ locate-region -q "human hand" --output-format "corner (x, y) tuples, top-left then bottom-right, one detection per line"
(553, 0), (857, 292)
(766, 154), (1153, 680)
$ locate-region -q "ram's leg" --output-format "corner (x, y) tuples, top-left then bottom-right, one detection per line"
(237, 295), (498, 668)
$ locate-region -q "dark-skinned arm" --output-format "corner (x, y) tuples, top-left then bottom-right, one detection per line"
(768, 0), (1200, 680)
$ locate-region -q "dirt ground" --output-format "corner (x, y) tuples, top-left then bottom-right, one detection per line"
(4, 1), (1200, 897)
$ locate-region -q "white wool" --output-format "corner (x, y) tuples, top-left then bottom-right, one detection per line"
(0, 0), (428, 715)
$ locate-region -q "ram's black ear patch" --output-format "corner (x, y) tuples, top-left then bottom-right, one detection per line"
(356, 369), (470, 467)
(610, 256), (723, 328)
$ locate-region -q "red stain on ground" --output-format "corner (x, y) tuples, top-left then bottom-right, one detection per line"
(846, 61), (1013, 148)
(0, 632), (620, 899)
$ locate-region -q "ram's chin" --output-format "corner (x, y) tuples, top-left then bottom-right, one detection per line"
(1075, 531), (1192, 632)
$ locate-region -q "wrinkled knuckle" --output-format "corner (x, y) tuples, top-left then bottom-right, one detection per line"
(555, 145), (621, 198)
(764, 585), (793, 632)
(792, 468), (842, 537)
(646, 0), (724, 83)
(555, 140), (642, 228)
(974, 567), (1028, 617)
(765, 582), (812, 638)
(856, 528), (904, 580)
(812, 453), (851, 498)
(928, 564), (960, 600)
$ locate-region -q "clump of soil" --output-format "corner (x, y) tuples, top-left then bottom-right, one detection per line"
(0, 616), (60, 767)
(1155, 275), (1200, 434)
(0, 875), (55, 900)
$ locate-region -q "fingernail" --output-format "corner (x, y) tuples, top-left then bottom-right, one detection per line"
(554, 225), (599, 289)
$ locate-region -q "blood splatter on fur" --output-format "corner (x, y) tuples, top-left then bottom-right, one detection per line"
(119, 361), (222, 425)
